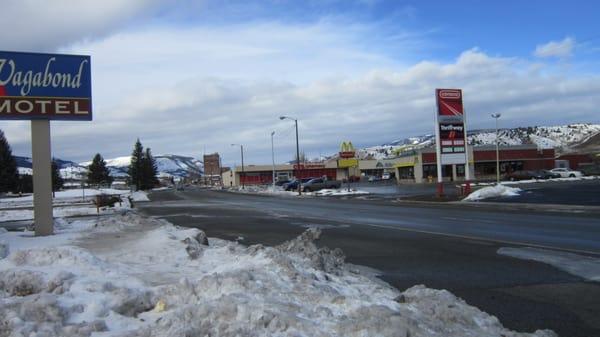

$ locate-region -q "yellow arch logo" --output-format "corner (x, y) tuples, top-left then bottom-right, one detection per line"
(340, 141), (355, 152)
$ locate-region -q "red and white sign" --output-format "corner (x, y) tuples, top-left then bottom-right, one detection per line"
(435, 89), (468, 166)
(436, 89), (464, 118)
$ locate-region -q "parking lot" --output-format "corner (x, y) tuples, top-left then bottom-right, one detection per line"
(482, 179), (600, 206)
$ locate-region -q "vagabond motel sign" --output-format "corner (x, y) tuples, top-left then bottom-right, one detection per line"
(0, 51), (92, 235)
(0, 51), (91, 119)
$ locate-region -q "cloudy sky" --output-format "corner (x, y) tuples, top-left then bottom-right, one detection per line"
(1, 0), (600, 166)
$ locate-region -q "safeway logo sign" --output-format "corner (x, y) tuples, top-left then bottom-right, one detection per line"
(438, 89), (461, 99)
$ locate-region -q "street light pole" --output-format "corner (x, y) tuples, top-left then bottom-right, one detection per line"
(491, 113), (501, 184)
(280, 116), (301, 195)
(271, 131), (276, 190)
(231, 144), (245, 189)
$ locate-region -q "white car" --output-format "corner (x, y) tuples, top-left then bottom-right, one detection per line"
(550, 168), (583, 178)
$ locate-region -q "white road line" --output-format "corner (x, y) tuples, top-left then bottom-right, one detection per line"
(360, 222), (600, 256)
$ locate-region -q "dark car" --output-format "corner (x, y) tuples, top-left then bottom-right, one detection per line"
(275, 179), (290, 186)
(283, 178), (315, 191)
(301, 178), (342, 192)
(504, 170), (543, 181)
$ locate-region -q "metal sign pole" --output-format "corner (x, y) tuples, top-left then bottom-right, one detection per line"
(434, 107), (444, 197)
(31, 120), (53, 236)
(463, 107), (471, 195)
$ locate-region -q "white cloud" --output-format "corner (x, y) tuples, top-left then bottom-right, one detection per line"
(534, 37), (576, 58)
(1, 22), (599, 167)
(0, 0), (161, 52)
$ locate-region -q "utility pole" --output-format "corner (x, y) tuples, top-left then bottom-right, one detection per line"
(271, 131), (276, 190)
(491, 113), (502, 184)
(280, 116), (301, 195)
(231, 144), (245, 189)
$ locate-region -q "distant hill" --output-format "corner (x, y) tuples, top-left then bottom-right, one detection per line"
(15, 154), (204, 179)
(358, 123), (600, 160)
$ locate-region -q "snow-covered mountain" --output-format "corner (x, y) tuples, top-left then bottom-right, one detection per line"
(14, 154), (203, 179)
(80, 154), (204, 178)
(359, 123), (600, 160)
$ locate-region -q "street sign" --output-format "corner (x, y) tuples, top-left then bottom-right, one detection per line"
(436, 89), (467, 165)
(0, 51), (92, 120)
(0, 51), (92, 236)
(434, 88), (471, 195)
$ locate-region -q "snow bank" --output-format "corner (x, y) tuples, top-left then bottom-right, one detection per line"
(463, 185), (522, 201)
(498, 247), (600, 282)
(230, 186), (370, 197)
(0, 213), (556, 337)
(312, 188), (370, 197)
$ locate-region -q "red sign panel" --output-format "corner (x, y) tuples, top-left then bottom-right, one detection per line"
(339, 151), (356, 159)
(436, 89), (463, 118)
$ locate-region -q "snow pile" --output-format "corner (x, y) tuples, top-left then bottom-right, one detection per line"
(498, 247), (600, 282)
(463, 185), (522, 201)
(312, 189), (370, 197)
(0, 213), (556, 337)
(230, 186), (370, 197)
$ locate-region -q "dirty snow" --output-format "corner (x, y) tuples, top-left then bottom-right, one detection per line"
(463, 185), (522, 201)
(312, 188), (370, 196)
(0, 212), (556, 337)
(230, 186), (370, 197)
(498, 247), (600, 282)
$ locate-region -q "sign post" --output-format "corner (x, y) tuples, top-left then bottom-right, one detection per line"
(434, 89), (469, 197)
(338, 141), (358, 191)
(0, 51), (92, 236)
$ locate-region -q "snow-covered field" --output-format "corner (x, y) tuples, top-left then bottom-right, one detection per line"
(0, 213), (556, 337)
(0, 189), (149, 221)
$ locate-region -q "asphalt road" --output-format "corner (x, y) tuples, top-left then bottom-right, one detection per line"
(139, 188), (600, 337)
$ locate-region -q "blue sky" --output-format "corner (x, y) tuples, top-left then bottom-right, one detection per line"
(1, 0), (599, 165)
(172, 0), (600, 63)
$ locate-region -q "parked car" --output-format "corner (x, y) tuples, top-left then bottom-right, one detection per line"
(382, 172), (392, 180)
(283, 178), (315, 191)
(301, 178), (342, 192)
(504, 170), (544, 181)
(534, 170), (561, 179)
(549, 168), (583, 178)
(368, 175), (381, 182)
(275, 178), (290, 186)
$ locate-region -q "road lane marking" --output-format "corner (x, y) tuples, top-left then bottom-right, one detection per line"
(360, 222), (600, 256)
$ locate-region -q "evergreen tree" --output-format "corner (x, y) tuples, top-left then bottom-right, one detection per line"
(51, 160), (64, 193)
(0, 130), (19, 193)
(128, 139), (145, 191)
(17, 174), (33, 194)
(87, 153), (113, 187)
(141, 148), (159, 190)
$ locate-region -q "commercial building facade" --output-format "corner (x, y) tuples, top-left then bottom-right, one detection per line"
(223, 144), (556, 186)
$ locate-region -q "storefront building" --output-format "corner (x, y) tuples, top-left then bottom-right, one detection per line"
(223, 145), (556, 186)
